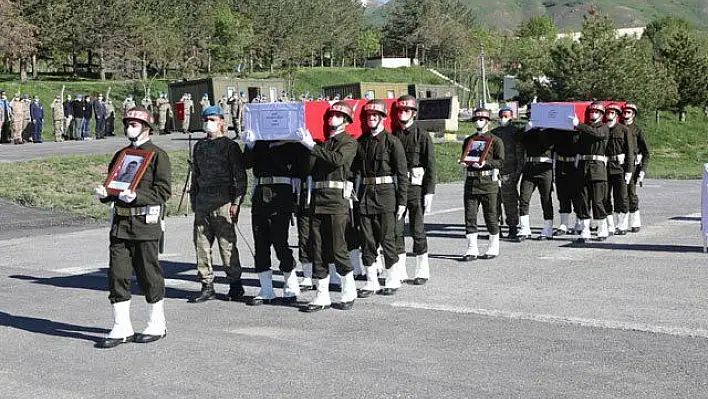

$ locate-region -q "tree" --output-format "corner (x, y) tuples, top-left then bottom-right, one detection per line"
(517, 15), (558, 39)
(0, 0), (39, 81)
(355, 29), (383, 66)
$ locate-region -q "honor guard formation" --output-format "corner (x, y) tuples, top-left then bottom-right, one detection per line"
(91, 97), (649, 348)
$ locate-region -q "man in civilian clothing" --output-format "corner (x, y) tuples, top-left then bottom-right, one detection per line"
(94, 94), (108, 139)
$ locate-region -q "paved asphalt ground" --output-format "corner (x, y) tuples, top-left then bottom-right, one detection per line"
(2, 136), (708, 397)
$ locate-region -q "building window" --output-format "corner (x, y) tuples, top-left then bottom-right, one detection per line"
(386, 90), (395, 99)
(365, 90), (375, 99)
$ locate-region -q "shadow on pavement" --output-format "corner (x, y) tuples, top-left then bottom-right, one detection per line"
(0, 311), (106, 342)
(561, 242), (705, 253)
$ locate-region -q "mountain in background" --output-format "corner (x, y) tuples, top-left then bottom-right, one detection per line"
(366, 0), (708, 32)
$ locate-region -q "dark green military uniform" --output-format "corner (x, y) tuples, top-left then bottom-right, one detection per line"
(243, 141), (302, 274)
(604, 123), (635, 216)
(553, 130), (581, 219)
(308, 132), (358, 279)
(519, 128), (555, 221)
(573, 121), (609, 221)
(492, 124), (523, 230)
(392, 121), (436, 256)
(354, 130), (409, 270)
(102, 141), (172, 304)
(462, 133), (504, 235)
(296, 147), (316, 267)
(190, 136), (247, 285)
(625, 122), (649, 214)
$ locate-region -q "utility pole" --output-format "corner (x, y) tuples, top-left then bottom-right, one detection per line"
(479, 43), (490, 109)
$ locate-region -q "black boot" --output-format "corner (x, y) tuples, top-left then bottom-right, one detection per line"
(188, 282), (215, 303)
(227, 281), (245, 301)
(507, 226), (519, 241)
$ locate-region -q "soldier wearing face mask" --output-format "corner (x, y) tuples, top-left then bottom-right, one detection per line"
(518, 120), (556, 240)
(460, 108), (505, 261)
(492, 106), (523, 240)
(622, 103), (649, 233)
(569, 102), (610, 243)
(391, 95), (436, 285)
(187, 106), (248, 304)
(92, 107), (172, 348)
(353, 99), (409, 298)
(603, 103), (635, 236)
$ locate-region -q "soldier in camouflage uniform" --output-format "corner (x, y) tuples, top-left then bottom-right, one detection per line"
(50, 95), (65, 142)
(199, 93), (210, 114)
(141, 96), (153, 112)
(123, 95), (136, 115)
(155, 92), (172, 134)
(188, 106), (248, 303)
(180, 93), (194, 134)
(10, 95), (26, 144)
(492, 106), (523, 240)
(228, 91), (244, 138)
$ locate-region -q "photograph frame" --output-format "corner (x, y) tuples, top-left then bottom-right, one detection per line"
(103, 148), (154, 195)
(460, 135), (493, 166)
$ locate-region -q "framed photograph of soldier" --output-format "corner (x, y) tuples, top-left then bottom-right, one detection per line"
(244, 102), (305, 141)
(460, 135), (492, 165)
(103, 148), (154, 194)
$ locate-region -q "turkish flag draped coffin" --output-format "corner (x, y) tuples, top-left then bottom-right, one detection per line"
(530, 101), (626, 130)
(304, 99), (398, 142)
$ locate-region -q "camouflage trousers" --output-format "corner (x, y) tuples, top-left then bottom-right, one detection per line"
(53, 120), (64, 142)
(193, 203), (242, 284)
(499, 172), (521, 228)
(182, 115), (190, 132)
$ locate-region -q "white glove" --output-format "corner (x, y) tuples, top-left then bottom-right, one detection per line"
(524, 121), (533, 132)
(396, 205), (406, 220)
(423, 194), (434, 214)
(569, 114), (579, 127)
(624, 172), (632, 185)
(93, 185), (108, 200)
(470, 161), (486, 169)
(638, 171), (645, 184)
(118, 189), (136, 204)
(298, 128), (315, 150)
(243, 129), (256, 149)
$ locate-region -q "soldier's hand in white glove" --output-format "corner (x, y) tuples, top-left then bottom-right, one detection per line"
(524, 121), (533, 132)
(638, 171), (645, 186)
(624, 172), (633, 185)
(423, 194), (434, 214)
(93, 185), (108, 201)
(243, 130), (256, 149)
(298, 127), (316, 150)
(396, 205), (406, 220)
(568, 114), (579, 127)
(471, 161), (486, 169)
(118, 189), (136, 204)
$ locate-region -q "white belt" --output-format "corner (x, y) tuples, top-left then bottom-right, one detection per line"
(525, 156), (553, 164)
(609, 153), (626, 165)
(467, 170), (494, 177)
(313, 181), (345, 189)
(362, 176), (394, 185)
(635, 154), (643, 165)
(115, 206), (153, 217)
(256, 176), (292, 185)
(578, 155), (608, 164)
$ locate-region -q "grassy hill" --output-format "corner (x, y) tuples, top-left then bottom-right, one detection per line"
(374, 0), (708, 32)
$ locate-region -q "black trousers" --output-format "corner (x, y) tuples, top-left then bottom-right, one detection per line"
(105, 115), (115, 136)
(310, 213), (352, 279)
(605, 173), (629, 214)
(575, 180), (607, 220)
(109, 238), (164, 304)
(628, 171), (640, 212)
(395, 187), (427, 255)
(555, 161), (581, 214)
(464, 190), (499, 235)
(346, 205), (361, 252)
(360, 212), (397, 269)
(252, 211), (295, 273)
(519, 167), (554, 220)
(297, 212), (313, 264)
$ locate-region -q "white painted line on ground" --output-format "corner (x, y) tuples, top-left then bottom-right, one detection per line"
(427, 207), (464, 217)
(391, 301), (708, 339)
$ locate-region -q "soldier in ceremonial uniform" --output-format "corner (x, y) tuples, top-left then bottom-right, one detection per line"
(391, 95), (436, 285)
(188, 106), (247, 303)
(622, 103), (649, 233)
(241, 128), (304, 307)
(552, 118), (582, 236)
(354, 99), (409, 298)
(570, 101), (610, 242)
(93, 107), (171, 348)
(603, 103), (635, 236)
(518, 123), (556, 240)
(460, 108), (504, 260)
(296, 101), (358, 311)
(492, 106), (523, 240)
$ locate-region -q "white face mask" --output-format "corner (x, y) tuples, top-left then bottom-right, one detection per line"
(203, 120), (219, 134)
(329, 115), (344, 129)
(589, 112), (601, 122)
(126, 125), (142, 140)
(475, 120), (487, 130)
(499, 117), (510, 127)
